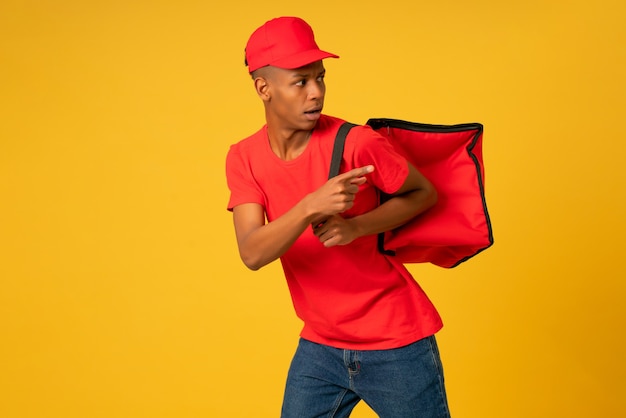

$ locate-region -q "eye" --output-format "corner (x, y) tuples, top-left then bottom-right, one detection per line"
(295, 79), (306, 86)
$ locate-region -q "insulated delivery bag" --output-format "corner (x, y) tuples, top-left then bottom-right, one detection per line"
(328, 118), (494, 268)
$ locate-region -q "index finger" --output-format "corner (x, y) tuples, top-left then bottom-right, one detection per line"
(337, 165), (375, 180)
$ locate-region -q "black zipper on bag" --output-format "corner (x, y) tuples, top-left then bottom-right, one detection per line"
(366, 118), (483, 134)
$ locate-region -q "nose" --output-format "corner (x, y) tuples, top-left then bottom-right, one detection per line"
(307, 80), (324, 100)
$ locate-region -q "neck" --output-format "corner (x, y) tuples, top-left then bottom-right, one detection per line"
(266, 125), (313, 161)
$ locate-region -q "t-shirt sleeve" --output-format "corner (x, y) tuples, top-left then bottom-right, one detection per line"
(351, 127), (409, 194)
(225, 144), (265, 211)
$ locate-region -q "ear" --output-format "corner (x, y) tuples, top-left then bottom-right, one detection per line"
(254, 76), (271, 102)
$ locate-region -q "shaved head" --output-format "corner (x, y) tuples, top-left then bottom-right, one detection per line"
(250, 66), (278, 81)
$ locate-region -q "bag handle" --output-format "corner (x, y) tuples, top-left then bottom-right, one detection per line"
(328, 122), (357, 179)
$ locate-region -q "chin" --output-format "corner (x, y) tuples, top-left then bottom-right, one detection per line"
(295, 121), (317, 132)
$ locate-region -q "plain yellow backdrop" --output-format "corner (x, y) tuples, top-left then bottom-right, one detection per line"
(1, 0), (624, 417)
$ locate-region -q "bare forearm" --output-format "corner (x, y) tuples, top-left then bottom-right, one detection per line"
(349, 188), (437, 238)
(236, 200), (314, 270)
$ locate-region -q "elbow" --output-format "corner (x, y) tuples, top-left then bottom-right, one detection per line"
(236, 234), (273, 271)
(246, 263), (262, 272)
(240, 251), (264, 271)
(241, 257), (262, 271)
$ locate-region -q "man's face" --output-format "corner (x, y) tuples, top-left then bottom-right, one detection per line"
(261, 61), (326, 131)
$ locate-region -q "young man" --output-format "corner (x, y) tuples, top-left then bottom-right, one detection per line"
(226, 16), (451, 418)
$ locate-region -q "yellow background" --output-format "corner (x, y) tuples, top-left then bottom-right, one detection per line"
(1, 0), (624, 417)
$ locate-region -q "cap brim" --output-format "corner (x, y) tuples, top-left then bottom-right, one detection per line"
(270, 49), (339, 70)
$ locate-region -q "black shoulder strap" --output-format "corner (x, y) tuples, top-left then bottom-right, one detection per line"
(328, 122), (357, 179)
(328, 121), (393, 256)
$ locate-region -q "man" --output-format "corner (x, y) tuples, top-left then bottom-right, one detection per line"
(226, 16), (450, 417)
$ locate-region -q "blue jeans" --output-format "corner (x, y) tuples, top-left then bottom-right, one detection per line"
(281, 336), (450, 418)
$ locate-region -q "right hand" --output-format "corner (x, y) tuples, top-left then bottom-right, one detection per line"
(307, 165), (374, 226)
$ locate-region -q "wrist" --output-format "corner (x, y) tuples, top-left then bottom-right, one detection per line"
(298, 193), (321, 225)
(346, 216), (365, 240)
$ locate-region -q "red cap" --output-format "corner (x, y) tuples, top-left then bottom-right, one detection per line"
(245, 17), (339, 73)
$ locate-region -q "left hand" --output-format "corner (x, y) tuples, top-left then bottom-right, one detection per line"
(312, 215), (358, 247)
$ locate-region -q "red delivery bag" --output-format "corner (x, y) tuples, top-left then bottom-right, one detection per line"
(329, 119), (493, 268)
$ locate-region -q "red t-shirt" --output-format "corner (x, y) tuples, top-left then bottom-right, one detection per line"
(226, 115), (442, 349)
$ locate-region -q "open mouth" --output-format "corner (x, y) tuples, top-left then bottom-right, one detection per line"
(303, 109), (322, 121)
(304, 107), (323, 121)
